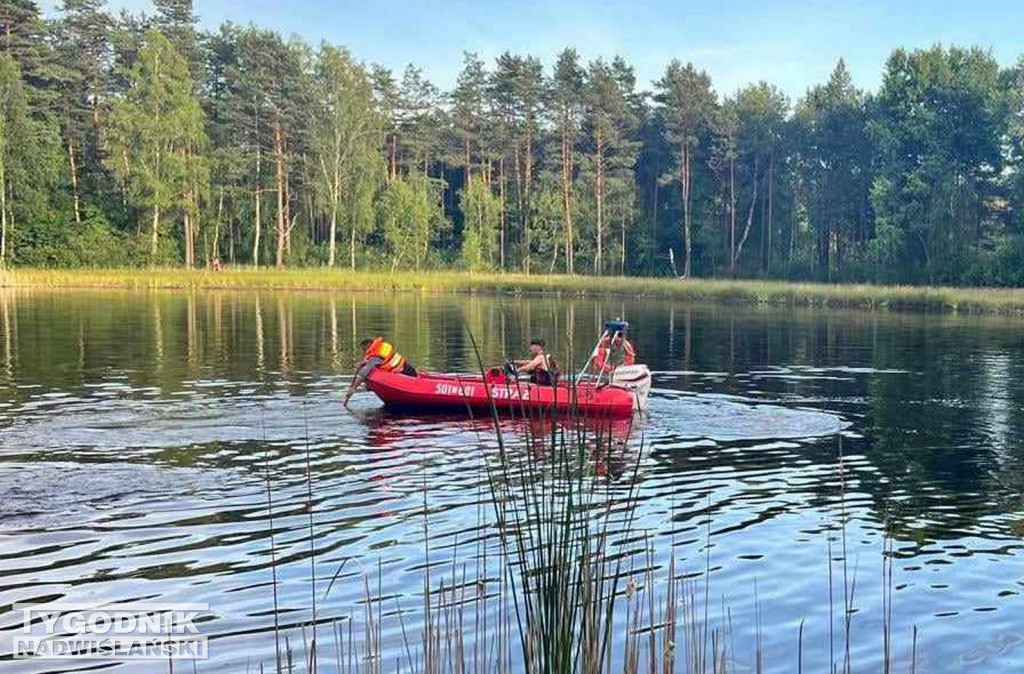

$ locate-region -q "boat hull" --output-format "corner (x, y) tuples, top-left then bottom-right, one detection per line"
(366, 370), (640, 418)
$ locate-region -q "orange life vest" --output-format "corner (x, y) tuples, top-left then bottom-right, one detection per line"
(595, 336), (635, 372)
(364, 337), (407, 373)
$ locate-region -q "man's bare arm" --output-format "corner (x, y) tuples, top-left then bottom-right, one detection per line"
(344, 356), (383, 405)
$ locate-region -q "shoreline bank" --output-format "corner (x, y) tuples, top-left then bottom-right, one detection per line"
(3, 267), (1024, 315)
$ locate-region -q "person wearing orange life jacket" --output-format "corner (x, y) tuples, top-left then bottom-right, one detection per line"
(344, 336), (418, 405)
(593, 333), (635, 373)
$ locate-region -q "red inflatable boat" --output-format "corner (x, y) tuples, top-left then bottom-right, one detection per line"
(365, 368), (646, 418)
(362, 319), (651, 418)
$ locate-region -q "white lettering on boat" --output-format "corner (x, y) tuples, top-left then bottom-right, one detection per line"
(434, 383), (474, 396)
(489, 385), (530, 401)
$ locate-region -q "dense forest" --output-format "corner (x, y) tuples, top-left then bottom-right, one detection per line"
(2, 0), (1024, 284)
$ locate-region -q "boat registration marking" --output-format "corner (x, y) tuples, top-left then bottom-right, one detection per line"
(435, 383), (473, 396)
(489, 385), (530, 400)
(432, 382), (531, 401)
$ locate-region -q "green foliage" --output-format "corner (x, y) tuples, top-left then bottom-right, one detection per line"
(0, 51), (60, 266)
(791, 60), (873, 281)
(378, 174), (448, 271)
(870, 46), (1004, 284)
(311, 45), (383, 268)
(6, 7), (1024, 288)
(459, 173), (500, 270)
(654, 60), (717, 277)
(106, 29), (207, 262)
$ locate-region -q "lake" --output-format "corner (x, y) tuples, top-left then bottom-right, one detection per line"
(0, 289), (1022, 672)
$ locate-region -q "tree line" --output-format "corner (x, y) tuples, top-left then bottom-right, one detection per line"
(3, 0), (1024, 285)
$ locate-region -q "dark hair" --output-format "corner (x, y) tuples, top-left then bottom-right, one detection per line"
(530, 338), (545, 348)
(360, 338), (374, 349)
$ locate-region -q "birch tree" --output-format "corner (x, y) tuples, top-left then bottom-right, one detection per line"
(311, 45), (381, 268)
(107, 29), (206, 263)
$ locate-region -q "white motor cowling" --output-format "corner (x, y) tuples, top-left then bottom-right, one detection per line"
(610, 364), (651, 412)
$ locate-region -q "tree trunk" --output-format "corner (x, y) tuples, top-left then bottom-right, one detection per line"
(733, 161), (760, 267)
(328, 205), (338, 267)
(253, 187), (261, 267)
(595, 126), (605, 274)
(274, 121), (286, 268)
(283, 151), (292, 258)
(150, 203), (160, 263)
(524, 129), (533, 275)
(192, 187), (201, 268)
(729, 157), (736, 273)
(561, 120), (574, 275)
(253, 108), (262, 267)
(621, 214), (626, 275)
(499, 157), (506, 270)
(513, 148), (522, 265)
(121, 149), (130, 219)
(67, 138), (81, 226)
(651, 157), (659, 276)
(184, 210), (192, 269)
(213, 186), (223, 266)
(182, 150), (193, 270)
(767, 153), (774, 273)
(390, 134), (397, 182)
(350, 217), (356, 270)
(681, 144), (692, 278)
(0, 159), (7, 266)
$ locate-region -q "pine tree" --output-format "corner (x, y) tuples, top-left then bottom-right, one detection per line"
(583, 57), (639, 274)
(396, 65), (441, 175)
(491, 52), (545, 272)
(55, 0), (113, 226)
(655, 60), (716, 277)
(794, 59), (872, 280)
(550, 48), (584, 274)
(451, 52), (487, 171)
(152, 0), (198, 74)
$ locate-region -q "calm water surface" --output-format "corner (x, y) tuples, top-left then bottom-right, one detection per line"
(0, 290), (1023, 672)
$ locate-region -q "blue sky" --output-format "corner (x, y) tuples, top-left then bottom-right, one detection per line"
(41, 0), (1024, 100)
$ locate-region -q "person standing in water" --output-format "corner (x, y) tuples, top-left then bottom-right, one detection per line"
(344, 336), (417, 405)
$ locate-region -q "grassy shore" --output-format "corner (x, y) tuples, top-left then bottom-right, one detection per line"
(3, 266), (1024, 314)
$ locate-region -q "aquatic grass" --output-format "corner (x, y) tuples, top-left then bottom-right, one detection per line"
(251, 432), (921, 674)
(249, 370), (919, 674)
(10, 266), (1024, 315)
(464, 330), (649, 672)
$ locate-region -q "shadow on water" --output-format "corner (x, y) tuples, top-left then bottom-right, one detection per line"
(0, 289), (1023, 671)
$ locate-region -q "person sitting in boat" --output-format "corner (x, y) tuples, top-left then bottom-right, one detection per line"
(514, 339), (557, 385)
(344, 336), (418, 405)
(594, 333), (635, 373)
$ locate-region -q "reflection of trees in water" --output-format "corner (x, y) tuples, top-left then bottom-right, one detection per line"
(2, 291), (1024, 543)
(634, 308), (1024, 545)
(2, 290), (15, 387)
